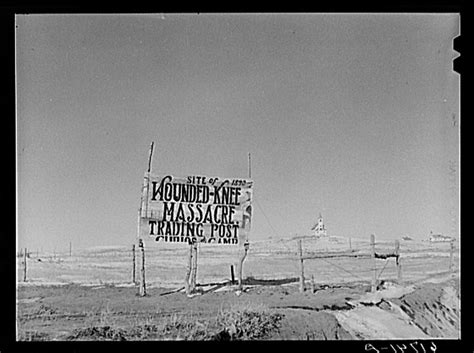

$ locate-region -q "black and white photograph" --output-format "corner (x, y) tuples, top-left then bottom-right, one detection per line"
(15, 13), (461, 344)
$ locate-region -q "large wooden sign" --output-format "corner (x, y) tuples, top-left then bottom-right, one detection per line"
(140, 174), (253, 245)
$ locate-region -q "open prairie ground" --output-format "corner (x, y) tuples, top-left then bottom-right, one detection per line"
(16, 237), (460, 340)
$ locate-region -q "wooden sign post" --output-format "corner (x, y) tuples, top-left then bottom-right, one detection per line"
(237, 241), (249, 291)
(185, 242), (199, 295)
(236, 153), (252, 292)
(137, 142), (154, 297)
(190, 242), (198, 290)
(185, 243), (194, 295)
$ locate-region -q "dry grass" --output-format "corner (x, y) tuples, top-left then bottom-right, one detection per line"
(17, 329), (50, 341)
(58, 302), (282, 341)
(214, 302), (283, 340)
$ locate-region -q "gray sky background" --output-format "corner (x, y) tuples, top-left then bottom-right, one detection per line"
(16, 14), (460, 252)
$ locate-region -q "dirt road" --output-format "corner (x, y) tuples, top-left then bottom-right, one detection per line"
(16, 273), (459, 341)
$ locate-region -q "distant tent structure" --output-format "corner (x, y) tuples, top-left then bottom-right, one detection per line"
(311, 213), (327, 237)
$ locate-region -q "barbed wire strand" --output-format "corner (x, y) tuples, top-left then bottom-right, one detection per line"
(254, 199), (295, 254)
(376, 258), (390, 281)
(317, 257), (366, 281)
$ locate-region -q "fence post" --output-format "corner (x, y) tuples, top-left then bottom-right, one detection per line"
(237, 241), (249, 291)
(394, 240), (402, 283)
(23, 247), (27, 282)
(449, 240), (454, 272)
(139, 239), (146, 297)
(297, 239), (305, 293)
(230, 265), (235, 284)
(132, 244), (136, 284)
(370, 234), (376, 292)
(397, 257), (402, 283)
(310, 274), (315, 293)
(190, 242), (198, 290)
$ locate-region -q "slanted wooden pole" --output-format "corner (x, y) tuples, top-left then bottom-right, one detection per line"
(310, 274), (315, 293)
(190, 242), (198, 291)
(370, 234), (376, 292)
(132, 244), (136, 284)
(297, 239), (305, 293)
(144, 142), (154, 218)
(147, 142), (154, 173)
(185, 243), (193, 295)
(139, 239), (146, 296)
(23, 247), (27, 282)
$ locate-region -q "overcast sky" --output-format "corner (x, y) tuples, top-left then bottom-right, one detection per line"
(16, 13), (459, 251)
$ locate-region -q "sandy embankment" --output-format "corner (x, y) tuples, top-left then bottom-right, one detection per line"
(333, 277), (460, 340)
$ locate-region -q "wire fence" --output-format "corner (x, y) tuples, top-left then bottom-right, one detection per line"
(17, 234), (458, 290)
